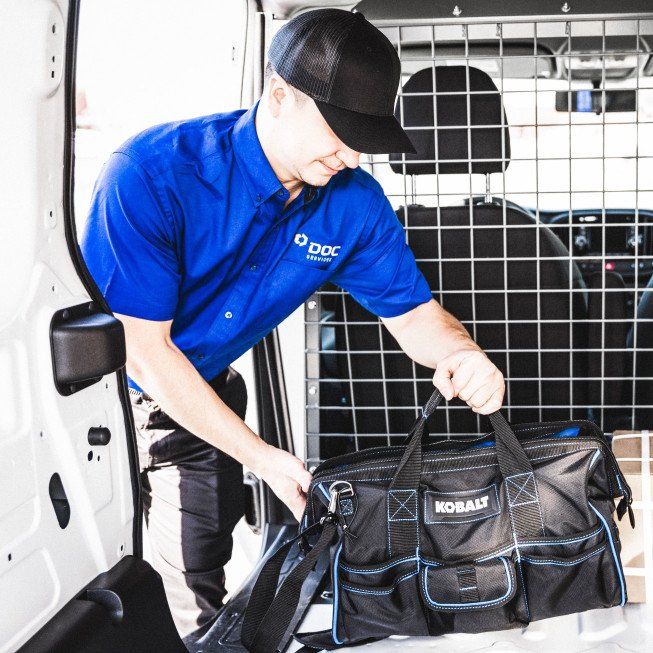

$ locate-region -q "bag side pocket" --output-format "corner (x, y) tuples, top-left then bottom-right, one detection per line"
(520, 542), (621, 620)
(520, 505), (626, 623)
(335, 552), (428, 643)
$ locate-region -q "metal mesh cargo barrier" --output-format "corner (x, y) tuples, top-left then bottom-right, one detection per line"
(304, 13), (653, 469)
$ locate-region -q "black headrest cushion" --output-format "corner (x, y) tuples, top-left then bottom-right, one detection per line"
(390, 66), (511, 175)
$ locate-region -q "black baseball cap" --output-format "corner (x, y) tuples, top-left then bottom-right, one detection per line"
(268, 9), (415, 155)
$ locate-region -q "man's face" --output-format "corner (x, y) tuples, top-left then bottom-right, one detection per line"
(267, 79), (361, 188)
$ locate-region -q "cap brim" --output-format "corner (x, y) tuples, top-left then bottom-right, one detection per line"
(315, 100), (417, 155)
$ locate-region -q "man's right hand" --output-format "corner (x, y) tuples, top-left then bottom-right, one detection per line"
(255, 445), (313, 522)
(113, 313), (314, 522)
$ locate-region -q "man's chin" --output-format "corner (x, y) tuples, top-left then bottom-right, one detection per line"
(301, 170), (339, 188)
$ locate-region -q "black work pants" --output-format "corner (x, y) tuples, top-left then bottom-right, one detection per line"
(130, 367), (247, 637)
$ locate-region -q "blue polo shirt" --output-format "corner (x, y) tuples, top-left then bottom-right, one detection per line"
(81, 102), (432, 387)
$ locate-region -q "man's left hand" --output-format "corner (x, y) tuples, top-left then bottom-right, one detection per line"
(432, 348), (505, 415)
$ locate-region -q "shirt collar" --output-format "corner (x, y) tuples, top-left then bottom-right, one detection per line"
(231, 101), (284, 207)
(197, 100), (322, 209)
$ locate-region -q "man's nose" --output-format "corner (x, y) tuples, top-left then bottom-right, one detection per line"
(336, 146), (360, 169)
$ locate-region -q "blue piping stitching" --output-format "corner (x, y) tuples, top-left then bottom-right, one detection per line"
(422, 557), (514, 610)
(474, 526), (604, 562)
(332, 542), (344, 645)
(424, 482), (498, 496)
(318, 483), (330, 501)
(388, 490), (417, 521)
(339, 498), (354, 516)
(616, 473), (624, 493)
(425, 509), (501, 525)
(420, 560), (444, 568)
(340, 555), (417, 574)
(340, 571), (418, 596)
(506, 473), (538, 506)
(518, 528), (603, 546)
(589, 448), (602, 470)
(315, 445), (599, 484)
(522, 546), (606, 566)
(588, 503), (626, 607)
(508, 472), (546, 536)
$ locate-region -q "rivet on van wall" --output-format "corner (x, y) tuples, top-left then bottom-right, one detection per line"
(45, 208), (56, 229)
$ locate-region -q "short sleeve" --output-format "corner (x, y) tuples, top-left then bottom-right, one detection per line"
(330, 194), (432, 317)
(80, 152), (180, 320)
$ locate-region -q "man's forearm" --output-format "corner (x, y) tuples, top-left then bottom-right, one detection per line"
(127, 338), (270, 471)
(381, 299), (504, 413)
(382, 299), (480, 369)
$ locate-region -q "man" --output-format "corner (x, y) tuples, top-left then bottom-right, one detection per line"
(81, 8), (504, 637)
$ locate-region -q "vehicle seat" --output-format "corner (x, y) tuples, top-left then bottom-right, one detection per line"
(387, 66), (589, 428)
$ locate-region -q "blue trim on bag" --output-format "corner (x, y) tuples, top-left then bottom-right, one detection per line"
(318, 483), (330, 501)
(615, 473), (624, 493)
(589, 448), (601, 469)
(589, 503), (626, 607)
(332, 542), (344, 645)
(470, 426), (580, 449)
(470, 439), (495, 449)
(522, 545), (606, 566)
(422, 557), (513, 610)
(553, 427), (581, 438)
(340, 570), (418, 595)
(474, 526), (604, 562)
(340, 555), (418, 574)
(419, 559), (443, 568)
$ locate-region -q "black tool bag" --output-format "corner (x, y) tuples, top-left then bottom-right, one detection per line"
(242, 390), (634, 652)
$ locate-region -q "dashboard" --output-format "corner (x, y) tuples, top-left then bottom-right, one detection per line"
(545, 209), (653, 287)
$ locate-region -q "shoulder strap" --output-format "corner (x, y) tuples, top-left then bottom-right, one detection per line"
(241, 520), (341, 653)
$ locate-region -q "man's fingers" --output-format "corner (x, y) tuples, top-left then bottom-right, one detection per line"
(468, 384), (504, 414)
(433, 349), (481, 399)
(298, 468), (313, 494)
(432, 370), (455, 400)
(433, 349), (505, 410)
(457, 367), (495, 402)
(291, 492), (307, 522)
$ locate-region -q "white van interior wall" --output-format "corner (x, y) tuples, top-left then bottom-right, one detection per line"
(0, 2), (135, 650)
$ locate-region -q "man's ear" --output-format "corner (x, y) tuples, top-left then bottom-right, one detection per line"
(266, 75), (290, 118)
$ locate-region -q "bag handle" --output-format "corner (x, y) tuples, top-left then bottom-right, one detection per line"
(388, 389), (544, 554)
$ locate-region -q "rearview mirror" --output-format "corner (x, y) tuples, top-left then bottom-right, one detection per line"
(555, 89), (636, 114)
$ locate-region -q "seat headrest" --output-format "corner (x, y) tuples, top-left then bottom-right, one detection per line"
(389, 66), (511, 176)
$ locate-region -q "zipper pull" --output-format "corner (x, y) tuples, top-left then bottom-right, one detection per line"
(616, 489), (635, 529)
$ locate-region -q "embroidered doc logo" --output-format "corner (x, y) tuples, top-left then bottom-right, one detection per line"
(425, 485), (500, 523)
(293, 233), (341, 263)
